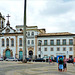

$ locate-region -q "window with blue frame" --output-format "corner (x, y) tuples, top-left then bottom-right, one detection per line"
(69, 39), (73, 45)
(50, 48), (54, 51)
(19, 38), (22, 46)
(63, 47), (66, 51)
(69, 47), (72, 51)
(28, 40), (30, 45)
(6, 38), (9, 46)
(62, 39), (66, 45)
(31, 32), (34, 36)
(2, 39), (4, 46)
(50, 40), (54, 45)
(28, 32), (30, 36)
(38, 40), (42, 46)
(57, 40), (60, 45)
(11, 39), (14, 46)
(44, 48), (47, 51)
(31, 40), (34, 44)
(44, 40), (47, 45)
(57, 47), (60, 51)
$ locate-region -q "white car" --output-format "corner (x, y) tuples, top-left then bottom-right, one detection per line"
(5, 57), (18, 61)
(0, 57), (3, 61)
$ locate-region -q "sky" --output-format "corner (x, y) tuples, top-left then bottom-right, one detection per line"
(0, 0), (75, 33)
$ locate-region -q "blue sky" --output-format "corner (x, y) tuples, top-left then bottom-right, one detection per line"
(0, 0), (75, 33)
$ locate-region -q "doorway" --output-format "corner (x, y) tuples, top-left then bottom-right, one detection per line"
(19, 51), (23, 59)
(29, 50), (33, 58)
(5, 50), (11, 58)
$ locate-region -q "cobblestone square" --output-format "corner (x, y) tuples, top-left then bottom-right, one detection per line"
(0, 61), (75, 75)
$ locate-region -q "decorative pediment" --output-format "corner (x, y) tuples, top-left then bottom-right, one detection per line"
(1, 26), (16, 33)
(28, 47), (34, 51)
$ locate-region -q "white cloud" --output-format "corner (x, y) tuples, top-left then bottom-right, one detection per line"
(0, 0), (75, 33)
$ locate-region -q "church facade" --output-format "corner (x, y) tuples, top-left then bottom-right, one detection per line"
(0, 13), (75, 59)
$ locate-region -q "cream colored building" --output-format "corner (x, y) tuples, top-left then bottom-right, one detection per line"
(0, 13), (75, 59)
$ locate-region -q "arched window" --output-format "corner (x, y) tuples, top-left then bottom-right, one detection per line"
(28, 32), (30, 36)
(19, 38), (22, 46)
(6, 38), (9, 46)
(11, 39), (14, 46)
(32, 32), (34, 36)
(31, 40), (34, 44)
(28, 40), (30, 44)
(2, 39), (4, 46)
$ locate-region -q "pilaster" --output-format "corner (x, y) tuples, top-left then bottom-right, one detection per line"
(15, 35), (18, 58)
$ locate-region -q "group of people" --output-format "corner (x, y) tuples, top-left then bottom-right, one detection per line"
(49, 56), (75, 72)
(58, 56), (67, 72)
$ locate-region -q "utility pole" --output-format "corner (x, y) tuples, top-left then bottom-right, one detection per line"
(23, 0), (27, 63)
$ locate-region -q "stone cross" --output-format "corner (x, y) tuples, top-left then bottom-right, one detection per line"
(6, 14), (10, 21)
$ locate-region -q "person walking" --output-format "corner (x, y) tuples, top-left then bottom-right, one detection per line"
(49, 57), (51, 64)
(58, 56), (64, 72)
(63, 56), (67, 72)
(73, 57), (75, 65)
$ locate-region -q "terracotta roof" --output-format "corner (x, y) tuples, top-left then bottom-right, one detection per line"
(37, 32), (75, 37)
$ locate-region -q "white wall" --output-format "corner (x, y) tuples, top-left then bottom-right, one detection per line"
(37, 36), (74, 58)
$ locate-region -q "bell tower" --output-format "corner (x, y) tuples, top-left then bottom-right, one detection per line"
(0, 12), (5, 29)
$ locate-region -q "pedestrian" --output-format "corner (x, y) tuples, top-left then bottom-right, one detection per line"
(58, 57), (59, 71)
(52, 56), (55, 65)
(49, 57), (51, 64)
(73, 57), (75, 65)
(58, 56), (64, 72)
(63, 56), (67, 72)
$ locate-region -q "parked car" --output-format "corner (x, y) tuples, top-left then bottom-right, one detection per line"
(33, 58), (45, 62)
(18, 58), (23, 61)
(26, 58), (31, 62)
(5, 57), (18, 61)
(0, 57), (3, 61)
(54, 57), (57, 62)
(43, 56), (49, 62)
(67, 58), (73, 63)
(18, 58), (31, 62)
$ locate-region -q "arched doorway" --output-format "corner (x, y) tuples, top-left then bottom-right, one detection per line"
(29, 50), (33, 58)
(5, 50), (11, 58)
(19, 51), (23, 59)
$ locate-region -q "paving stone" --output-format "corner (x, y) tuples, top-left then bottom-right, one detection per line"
(0, 61), (75, 75)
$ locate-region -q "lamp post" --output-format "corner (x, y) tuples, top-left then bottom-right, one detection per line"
(23, 0), (27, 62)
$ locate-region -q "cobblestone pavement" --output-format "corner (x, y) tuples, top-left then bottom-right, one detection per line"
(0, 61), (75, 75)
